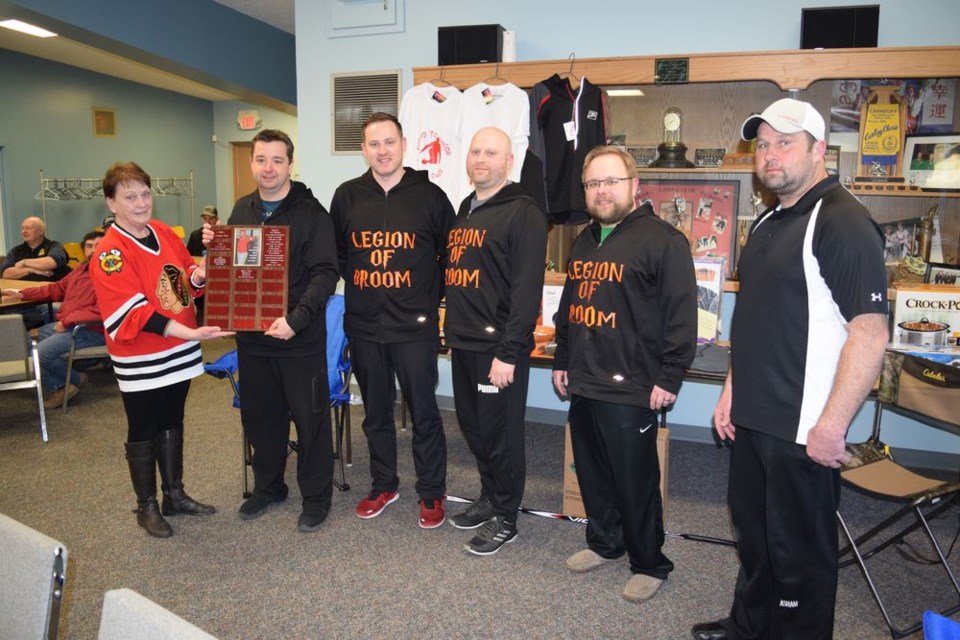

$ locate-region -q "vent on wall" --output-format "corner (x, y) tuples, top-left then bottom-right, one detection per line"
(331, 71), (401, 154)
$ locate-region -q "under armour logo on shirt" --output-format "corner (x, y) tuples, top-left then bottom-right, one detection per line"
(870, 292), (883, 302)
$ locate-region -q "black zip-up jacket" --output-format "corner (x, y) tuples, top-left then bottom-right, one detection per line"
(227, 181), (339, 356)
(553, 205), (697, 408)
(329, 168), (455, 343)
(444, 182), (547, 363)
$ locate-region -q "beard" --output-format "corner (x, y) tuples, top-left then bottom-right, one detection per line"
(589, 197), (633, 225)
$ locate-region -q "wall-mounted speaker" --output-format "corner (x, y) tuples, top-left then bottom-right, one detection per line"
(438, 24), (504, 66)
(801, 5), (879, 49)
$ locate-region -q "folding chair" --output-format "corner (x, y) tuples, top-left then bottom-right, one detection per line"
(837, 351), (960, 639)
(61, 322), (110, 411)
(0, 314), (48, 441)
(98, 588), (217, 640)
(203, 294), (352, 497)
(0, 512), (67, 640)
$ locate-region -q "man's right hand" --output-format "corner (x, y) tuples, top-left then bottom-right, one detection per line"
(0, 289), (23, 301)
(201, 221), (218, 247)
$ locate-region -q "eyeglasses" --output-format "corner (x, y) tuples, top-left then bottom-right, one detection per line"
(583, 177), (633, 191)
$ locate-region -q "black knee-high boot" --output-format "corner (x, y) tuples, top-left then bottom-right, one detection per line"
(125, 440), (173, 538)
(156, 428), (216, 516)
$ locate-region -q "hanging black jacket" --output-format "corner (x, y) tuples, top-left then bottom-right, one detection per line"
(227, 181), (339, 356)
(444, 182), (547, 364)
(329, 168), (455, 343)
(553, 205), (698, 408)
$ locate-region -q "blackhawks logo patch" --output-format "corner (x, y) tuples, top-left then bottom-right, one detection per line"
(99, 248), (123, 274)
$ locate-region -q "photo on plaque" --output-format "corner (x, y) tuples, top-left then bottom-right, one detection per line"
(204, 225), (288, 331)
(637, 179), (740, 277)
(234, 228), (262, 267)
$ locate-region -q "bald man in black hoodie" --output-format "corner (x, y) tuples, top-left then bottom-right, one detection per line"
(444, 127), (548, 556)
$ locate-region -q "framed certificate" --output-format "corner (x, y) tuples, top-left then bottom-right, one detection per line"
(204, 225), (288, 331)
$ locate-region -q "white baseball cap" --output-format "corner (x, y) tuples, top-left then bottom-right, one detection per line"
(741, 98), (825, 142)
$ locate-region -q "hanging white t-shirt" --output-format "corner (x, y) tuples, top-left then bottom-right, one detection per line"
(457, 81), (530, 205)
(398, 82), (463, 207)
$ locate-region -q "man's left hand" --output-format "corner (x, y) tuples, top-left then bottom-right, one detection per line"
(265, 316), (296, 341)
(488, 358), (515, 389)
(53, 321), (65, 333)
(806, 424), (850, 469)
(649, 385), (676, 411)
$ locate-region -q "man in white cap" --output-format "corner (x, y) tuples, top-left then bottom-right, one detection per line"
(692, 98), (889, 640)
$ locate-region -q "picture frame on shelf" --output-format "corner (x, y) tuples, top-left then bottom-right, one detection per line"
(824, 145), (841, 176)
(924, 262), (960, 285)
(636, 178), (740, 277)
(903, 132), (960, 191)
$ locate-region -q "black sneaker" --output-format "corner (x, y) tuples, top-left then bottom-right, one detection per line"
(449, 496), (494, 530)
(464, 516), (517, 556)
(297, 509), (328, 533)
(238, 493), (285, 520)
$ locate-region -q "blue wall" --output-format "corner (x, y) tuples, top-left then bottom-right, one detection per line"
(0, 50), (217, 246)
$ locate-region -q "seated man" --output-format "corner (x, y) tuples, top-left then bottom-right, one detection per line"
(187, 205), (218, 257)
(1, 229), (106, 408)
(2, 216), (72, 328)
(1, 216), (71, 282)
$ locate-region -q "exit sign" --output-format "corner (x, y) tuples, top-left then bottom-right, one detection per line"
(237, 110), (261, 131)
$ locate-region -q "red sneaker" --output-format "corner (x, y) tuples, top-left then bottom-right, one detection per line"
(419, 498), (445, 529)
(356, 490), (399, 519)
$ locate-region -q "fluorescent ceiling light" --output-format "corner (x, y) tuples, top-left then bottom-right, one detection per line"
(0, 19), (58, 38)
(606, 89), (644, 97)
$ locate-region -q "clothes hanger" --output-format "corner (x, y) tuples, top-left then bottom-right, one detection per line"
(482, 62), (508, 86)
(427, 67), (452, 88)
(557, 53), (581, 90)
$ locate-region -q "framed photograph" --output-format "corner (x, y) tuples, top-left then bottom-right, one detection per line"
(903, 132), (960, 191)
(925, 262), (960, 285)
(636, 179), (740, 277)
(824, 145), (841, 176)
(92, 107), (116, 137)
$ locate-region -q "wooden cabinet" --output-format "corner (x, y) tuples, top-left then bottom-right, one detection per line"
(413, 46), (960, 268)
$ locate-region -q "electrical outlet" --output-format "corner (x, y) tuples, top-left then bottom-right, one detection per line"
(211, 134), (218, 143)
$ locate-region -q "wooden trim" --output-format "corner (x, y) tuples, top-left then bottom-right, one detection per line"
(413, 46), (960, 91)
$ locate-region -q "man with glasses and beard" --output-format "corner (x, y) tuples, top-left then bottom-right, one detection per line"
(552, 146), (697, 603)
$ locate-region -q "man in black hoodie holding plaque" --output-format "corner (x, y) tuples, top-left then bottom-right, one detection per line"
(553, 146), (697, 602)
(444, 127), (548, 556)
(330, 112), (455, 529)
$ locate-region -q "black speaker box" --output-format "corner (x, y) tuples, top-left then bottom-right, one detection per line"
(801, 5), (879, 49)
(438, 24), (504, 66)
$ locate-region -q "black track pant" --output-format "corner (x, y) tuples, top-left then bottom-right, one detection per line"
(351, 337), (446, 499)
(727, 427), (841, 640)
(569, 395), (673, 579)
(451, 349), (529, 517)
(237, 350), (333, 512)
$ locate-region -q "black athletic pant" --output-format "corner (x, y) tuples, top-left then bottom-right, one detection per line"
(451, 349), (529, 517)
(237, 350), (334, 513)
(569, 395), (673, 579)
(351, 337), (446, 499)
(727, 426), (841, 640)
(121, 380), (190, 443)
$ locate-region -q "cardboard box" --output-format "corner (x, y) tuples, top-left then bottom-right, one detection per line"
(562, 423), (669, 519)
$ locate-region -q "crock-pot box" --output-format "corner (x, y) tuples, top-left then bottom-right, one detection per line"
(892, 284), (960, 348)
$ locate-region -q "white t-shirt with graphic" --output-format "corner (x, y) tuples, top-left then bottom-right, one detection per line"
(399, 82), (463, 207)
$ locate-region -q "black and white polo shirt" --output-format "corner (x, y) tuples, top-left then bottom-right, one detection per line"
(730, 176), (888, 444)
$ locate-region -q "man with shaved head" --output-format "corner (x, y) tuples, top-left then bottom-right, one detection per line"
(2, 216), (70, 282)
(444, 127), (548, 556)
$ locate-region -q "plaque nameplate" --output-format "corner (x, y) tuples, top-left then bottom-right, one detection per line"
(654, 58), (689, 85)
(205, 225), (288, 331)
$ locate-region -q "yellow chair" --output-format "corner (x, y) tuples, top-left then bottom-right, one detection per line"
(171, 225), (186, 239)
(63, 242), (84, 267)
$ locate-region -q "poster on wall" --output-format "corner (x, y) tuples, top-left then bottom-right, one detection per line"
(636, 179), (739, 277)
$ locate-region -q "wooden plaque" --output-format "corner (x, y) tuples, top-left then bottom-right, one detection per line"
(204, 225), (288, 331)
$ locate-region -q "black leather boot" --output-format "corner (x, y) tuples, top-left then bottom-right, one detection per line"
(125, 440), (173, 538)
(156, 428), (216, 516)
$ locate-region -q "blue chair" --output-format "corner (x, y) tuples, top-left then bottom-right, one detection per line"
(204, 293), (352, 495)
